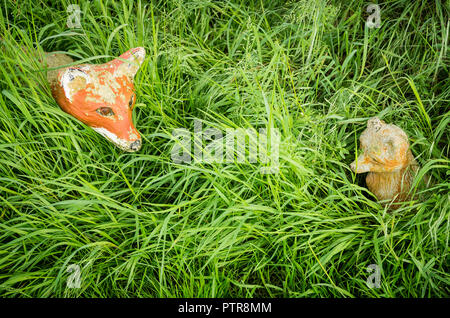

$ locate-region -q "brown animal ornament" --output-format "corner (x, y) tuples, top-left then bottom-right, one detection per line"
(350, 117), (420, 206)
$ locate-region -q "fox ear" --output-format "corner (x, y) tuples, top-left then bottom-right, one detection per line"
(59, 67), (90, 102)
(367, 117), (387, 132)
(114, 47), (146, 80)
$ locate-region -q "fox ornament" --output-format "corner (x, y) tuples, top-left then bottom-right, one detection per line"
(350, 117), (420, 206)
(46, 47), (145, 152)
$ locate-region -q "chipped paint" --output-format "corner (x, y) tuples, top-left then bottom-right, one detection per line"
(60, 68), (91, 103)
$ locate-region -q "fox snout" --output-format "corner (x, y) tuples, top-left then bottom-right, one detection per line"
(92, 125), (142, 152)
(50, 47), (146, 152)
(129, 139), (142, 151)
(350, 153), (371, 173)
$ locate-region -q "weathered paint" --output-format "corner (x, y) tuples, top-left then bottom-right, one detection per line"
(46, 47), (145, 152)
(350, 117), (419, 205)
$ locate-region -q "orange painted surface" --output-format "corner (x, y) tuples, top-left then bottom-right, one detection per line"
(49, 47), (145, 151)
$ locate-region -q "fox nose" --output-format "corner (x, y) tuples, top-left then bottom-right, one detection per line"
(129, 139), (141, 151)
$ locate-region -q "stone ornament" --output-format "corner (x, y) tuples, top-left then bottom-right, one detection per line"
(46, 47), (146, 152)
(350, 117), (420, 205)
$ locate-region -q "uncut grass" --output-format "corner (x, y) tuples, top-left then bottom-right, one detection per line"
(0, 0), (448, 297)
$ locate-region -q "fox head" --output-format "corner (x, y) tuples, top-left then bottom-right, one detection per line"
(350, 117), (411, 173)
(51, 47), (145, 152)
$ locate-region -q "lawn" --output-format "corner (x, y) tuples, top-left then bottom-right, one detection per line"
(0, 0), (448, 297)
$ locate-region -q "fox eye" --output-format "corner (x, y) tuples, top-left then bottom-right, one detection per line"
(129, 93), (135, 109)
(96, 107), (114, 117)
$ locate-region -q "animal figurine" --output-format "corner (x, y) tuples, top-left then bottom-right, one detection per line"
(45, 47), (145, 152)
(350, 117), (420, 206)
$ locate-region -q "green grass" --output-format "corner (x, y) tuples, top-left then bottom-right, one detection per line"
(0, 0), (448, 297)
